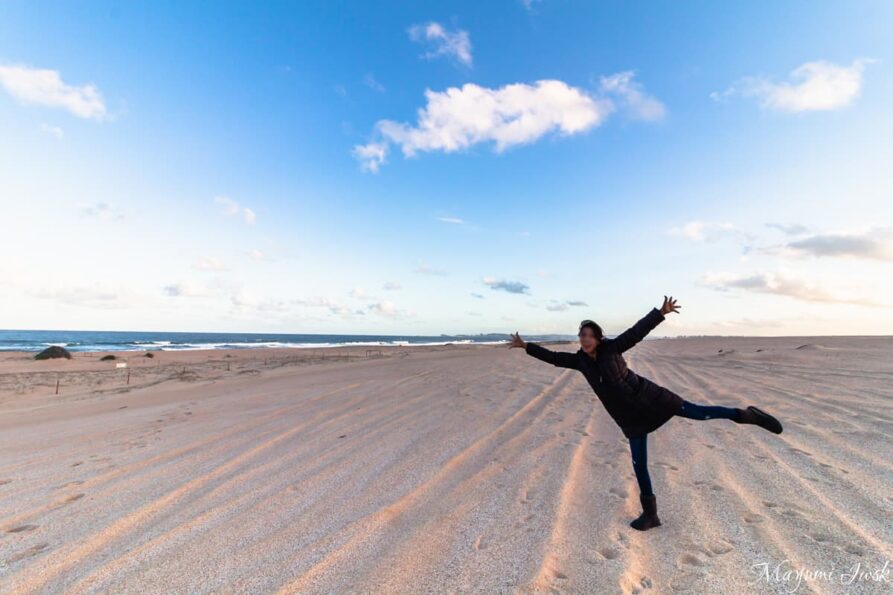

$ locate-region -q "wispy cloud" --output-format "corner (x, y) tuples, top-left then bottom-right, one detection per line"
(163, 281), (216, 298)
(349, 287), (377, 301)
(667, 220), (738, 242)
(408, 22), (472, 67)
(483, 276), (530, 294)
(413, 260), (448, 276)
(193, 257), (229, 272)
(0, 64), (107, 120)
(710, 58), (876, 112)
(367, 300), (415, 319)
(383, 281), (402, 290)
(765, 222), (810, 235)
(352, 141), (387, 173)
(760, 227), (893, 261)
(39, 122), (64, 139)
(599, 71), (666, 121)
(437, 216), (464, 224)
(79, 201), (124, 222)
(701, 271), (887, 307)
(363, 73), (385, 92)
(214, 196), (256, 225)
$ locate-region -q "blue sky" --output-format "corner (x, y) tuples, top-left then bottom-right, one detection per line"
(1, 1), (891, 336)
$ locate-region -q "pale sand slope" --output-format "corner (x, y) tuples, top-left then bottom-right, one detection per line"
(0, 337), (891, 594)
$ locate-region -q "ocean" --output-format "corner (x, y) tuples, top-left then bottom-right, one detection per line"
(0, 329), (519, 353)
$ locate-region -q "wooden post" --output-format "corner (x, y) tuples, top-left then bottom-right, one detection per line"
(127, 369), (131, 385)
(55, 379), (60, 395)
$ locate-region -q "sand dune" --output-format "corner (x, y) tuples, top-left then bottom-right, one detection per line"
(0, 337), (891, 593)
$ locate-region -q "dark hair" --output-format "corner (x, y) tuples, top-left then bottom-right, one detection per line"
(578, 319), (604, 340)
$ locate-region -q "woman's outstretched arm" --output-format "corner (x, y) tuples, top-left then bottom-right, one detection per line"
(611, 296), (681, 353)
(508, 331), (579, 370)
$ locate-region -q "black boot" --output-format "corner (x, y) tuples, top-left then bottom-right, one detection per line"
(630, 493), (661, 531)
(734, 406), (783, 434)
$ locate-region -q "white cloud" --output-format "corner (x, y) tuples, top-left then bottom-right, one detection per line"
(355, 78), (631, 170)
(214, 196), (256, 224)
(39, 122), (64, 139)
(0, 64), (107, 119)
(383, 281), (402, 290)
(711, 59), (875, 112)
(599, 71), (666, 121)
(408, 22), (473, 67)
(248, 249), (267, 261)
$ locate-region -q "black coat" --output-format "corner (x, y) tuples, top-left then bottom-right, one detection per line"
(524, 307), (683, 439)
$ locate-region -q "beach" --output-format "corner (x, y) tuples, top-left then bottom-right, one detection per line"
(1, 336), (891, 594)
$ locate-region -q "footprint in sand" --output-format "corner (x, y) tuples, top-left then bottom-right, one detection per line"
(678, 552), (707, 567)
(597, 546), (621, 560)
(609, 486), (628, 498)
(0, 479), (11, 486)
(788, 447), (813, 457)
(632, 576), (653, 594)
(743, 513), (765, 524)
(6, 542), (50, 564)
(844, 543), (865, 556)
(693, 480), (723, 491)
(70, 461), (83, 467)
(653, 461), (679, 471)
(546, 566), (568, 580)
(807, 530), (833, 543)
(473, 534), (487, 550)
(762, 500), (778, 509)
(63, 493), (85, 503)
(6, 524), (39, 533)
(706, 542), (735, 556)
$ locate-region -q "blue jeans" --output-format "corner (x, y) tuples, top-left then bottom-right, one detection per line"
(628, 400), (739, 496)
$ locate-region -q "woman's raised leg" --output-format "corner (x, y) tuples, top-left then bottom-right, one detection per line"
(677, 399), (783, 433)
(676, 399), (739, 421)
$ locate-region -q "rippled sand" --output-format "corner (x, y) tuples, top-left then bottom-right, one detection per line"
(1, 337), (891, 593)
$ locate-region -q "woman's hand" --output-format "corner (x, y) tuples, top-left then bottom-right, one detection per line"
(660, 295), (681, 316)
(508, 331), (526, 349)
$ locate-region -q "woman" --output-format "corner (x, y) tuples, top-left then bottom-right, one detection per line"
(507, 296), (783, 531)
